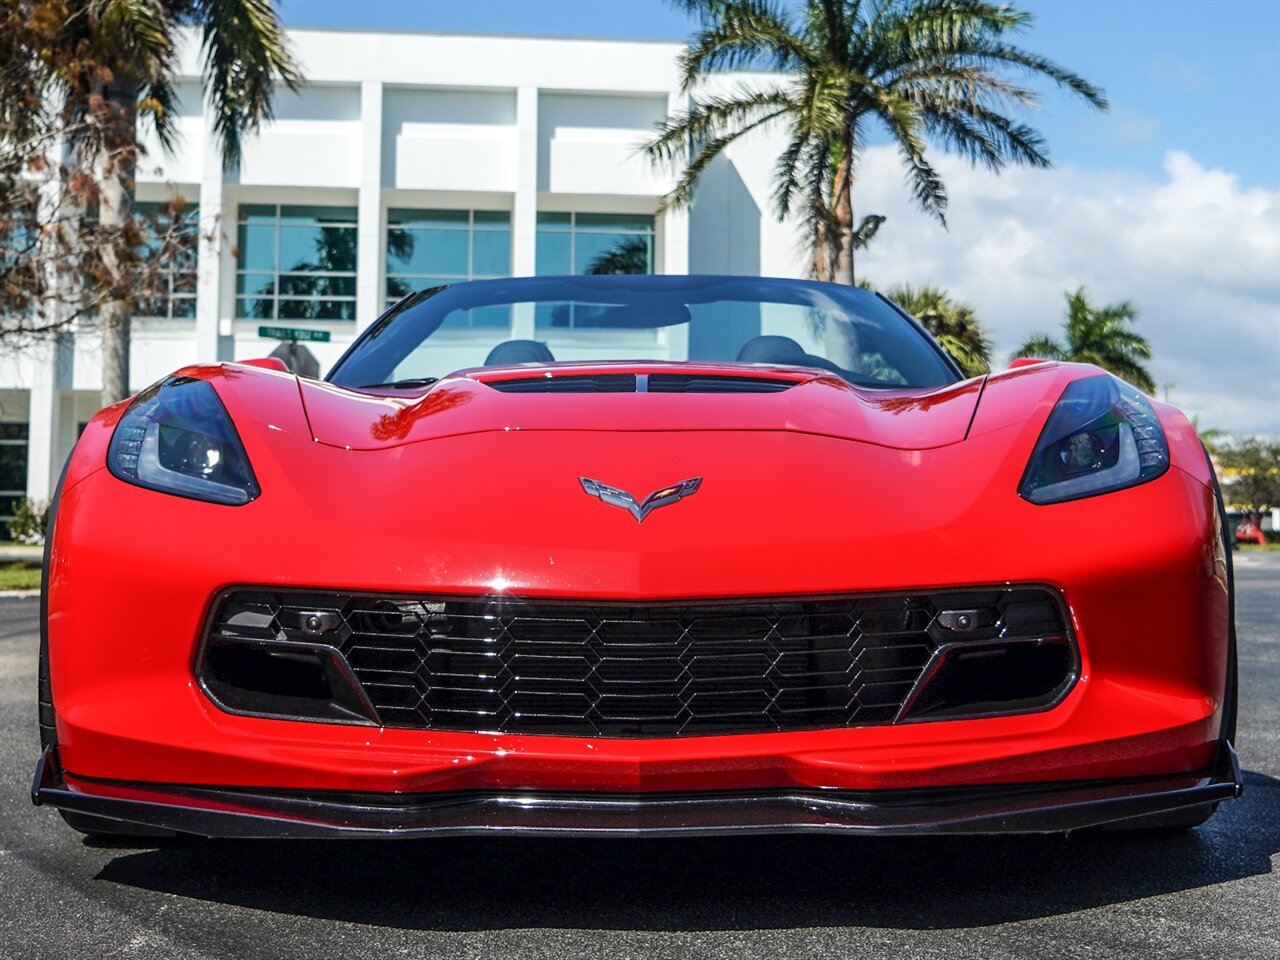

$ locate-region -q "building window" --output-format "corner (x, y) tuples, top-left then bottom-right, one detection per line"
(535, 212), (655, 276)
(0, 423), (28, 539)
(385, 209), (511, 329)
(236, 205), (358, 321)
(135, 200), (199, 320)
(535, 212), (655, 330)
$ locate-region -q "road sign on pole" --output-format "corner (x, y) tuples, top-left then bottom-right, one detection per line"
(257, 325), (331, 343)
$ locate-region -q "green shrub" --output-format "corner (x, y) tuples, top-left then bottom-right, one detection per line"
(5, 498), (49, 545)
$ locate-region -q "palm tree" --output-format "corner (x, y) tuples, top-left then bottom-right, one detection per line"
(884, 282), (990, 377)
(1014, 288), (1156, 394)
(52, 0), (300, 405)
(647, 0), (1106, 284)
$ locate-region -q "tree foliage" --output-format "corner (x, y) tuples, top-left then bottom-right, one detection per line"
(882, 282), (990, 377)
(1013, 287), (1156, 394)
(0, 0), (300, 404)
(647, 0), (1106, 284)
(1218, 436), (1280, 519)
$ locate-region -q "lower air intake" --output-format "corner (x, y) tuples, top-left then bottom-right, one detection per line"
(200, 588), (1074, 737)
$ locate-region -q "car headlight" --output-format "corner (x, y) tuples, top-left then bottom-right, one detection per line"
(1019, 375), (1168, 505)
(107, 376), (260, 506)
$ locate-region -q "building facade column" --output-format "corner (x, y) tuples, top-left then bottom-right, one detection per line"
(660, 90), (690, 277)
(511, 86), (539, 340)
(195, 105), (229, 363)
(26, 128), (77, 501)
(24, 336), (73, 501)
(356, 80), (385, 332)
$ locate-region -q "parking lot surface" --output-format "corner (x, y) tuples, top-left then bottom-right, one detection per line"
(2, 552), (1277, 960)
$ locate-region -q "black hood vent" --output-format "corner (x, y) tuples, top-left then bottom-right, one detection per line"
(487, 374), (636, 393)
(647, 374), (794, 393)
(484, 373), (796, 394)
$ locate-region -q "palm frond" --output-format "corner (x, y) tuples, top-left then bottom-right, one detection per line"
(677, 0), (814, 90)
(1014, 334), (1068, 360)
(186, 0), (301, 168)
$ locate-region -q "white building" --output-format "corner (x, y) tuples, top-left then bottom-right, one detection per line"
(0, 27), (809, 529)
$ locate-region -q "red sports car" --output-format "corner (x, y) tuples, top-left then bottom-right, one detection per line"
(33, 275), (1240, 839)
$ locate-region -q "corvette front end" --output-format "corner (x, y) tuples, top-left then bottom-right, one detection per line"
(34, 276), (1240, 838)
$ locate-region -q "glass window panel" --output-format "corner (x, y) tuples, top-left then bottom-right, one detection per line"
(0, 497), (25, 525)
(535, 230), (571, 276)
(387, 208), (467, 228)
(399, 228), (469, 276)
(237, 272), (276, 296)
(280, 205), (357, 224)
(237, 223), (277, 271)
(236, 297), (275, 319)
(472, 230), (511, 277)
(575, 213), (654, 233)
(317, 276), (357, 297)
(473, 210), (511, 227)
(172, 297), (197, 319)
(386, 227), (416, 271)
(573, 232), (651, 275)
(276, 225), (321, 271)
(386, 276), (415, 302)
(309, 299), (357, 321)
(239, 204), (276, 222)
(0, 424), (29, 440)
(536, 212), (572, 228)
(0, 446), (27, 489)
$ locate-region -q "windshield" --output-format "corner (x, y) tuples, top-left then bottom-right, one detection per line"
(327, 275), (959, 390)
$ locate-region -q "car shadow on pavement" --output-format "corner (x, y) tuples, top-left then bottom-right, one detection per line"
(93, 769), (1279, 932)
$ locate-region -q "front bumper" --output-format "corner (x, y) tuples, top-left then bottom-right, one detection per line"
(32, 742), (1242, 838)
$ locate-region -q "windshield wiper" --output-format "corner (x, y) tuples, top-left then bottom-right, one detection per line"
(357, 377), (439, 390)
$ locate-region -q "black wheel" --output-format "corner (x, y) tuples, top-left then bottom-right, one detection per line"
(1113, 446), (1238, 833)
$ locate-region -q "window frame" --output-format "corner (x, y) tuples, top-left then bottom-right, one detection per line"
(535, 211), (656, 278)
(134, 200), (200, 322)
(235, 204), (360, 322)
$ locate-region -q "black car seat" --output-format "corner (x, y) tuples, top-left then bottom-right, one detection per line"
(735, 335), (845, 374)
(483, 340), (556, 366)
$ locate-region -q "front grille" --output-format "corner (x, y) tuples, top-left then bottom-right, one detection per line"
(200, 587), (1073, 738)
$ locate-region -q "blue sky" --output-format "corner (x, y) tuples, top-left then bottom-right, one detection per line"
(283, 0), (1280, 188)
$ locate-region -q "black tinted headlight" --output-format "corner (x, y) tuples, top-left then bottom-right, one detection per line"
(107, 377), (260, 506)
(1019, 375), (1169, 505)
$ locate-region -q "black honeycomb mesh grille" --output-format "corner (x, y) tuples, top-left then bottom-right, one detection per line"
(202, 588), (1070, 737)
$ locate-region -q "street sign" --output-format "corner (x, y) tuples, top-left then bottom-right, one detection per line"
(258, 325), (331, 343)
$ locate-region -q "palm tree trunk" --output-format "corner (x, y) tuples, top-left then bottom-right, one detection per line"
(98, 78), (138, 407)
(831, 126), (855, 286)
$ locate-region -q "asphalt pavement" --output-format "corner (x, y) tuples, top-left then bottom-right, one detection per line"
(2, 554), (1277, 960)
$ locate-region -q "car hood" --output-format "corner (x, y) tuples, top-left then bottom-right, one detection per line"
(295, 363), (985, 452)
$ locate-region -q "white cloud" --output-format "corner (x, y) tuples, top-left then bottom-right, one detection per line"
(855, 147), (1280, 434)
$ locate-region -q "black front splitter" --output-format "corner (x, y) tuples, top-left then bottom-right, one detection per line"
(32, 743), (1242, 839)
